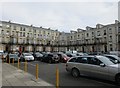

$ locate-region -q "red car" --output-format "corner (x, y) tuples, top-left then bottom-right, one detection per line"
(57, 53), (70, 63)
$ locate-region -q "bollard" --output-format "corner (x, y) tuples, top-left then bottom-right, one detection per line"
(18, 59), (20, 69)
(9, 58), (10, 64)
(56, 65), (59, 88)
(24, 60), (27, 72)
(36, 64), (38, 80)
(2, 55), (4, 63)
(12, 59), (14, 65)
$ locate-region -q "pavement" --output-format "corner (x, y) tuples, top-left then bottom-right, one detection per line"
(1, 59), (119, 88)
(2, 61), (54, 87)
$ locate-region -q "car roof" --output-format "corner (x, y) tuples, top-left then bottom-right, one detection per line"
(71, 55), (105, 58)
(9, 54), (17, 55)
(103, 54), (120, 57)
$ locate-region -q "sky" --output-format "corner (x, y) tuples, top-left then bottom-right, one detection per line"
(0, 0), (119, 32)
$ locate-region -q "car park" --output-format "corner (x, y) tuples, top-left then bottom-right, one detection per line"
(20, 53), (34, 61)
(66, 55), (120, 84)
(41, 53), (60, 63)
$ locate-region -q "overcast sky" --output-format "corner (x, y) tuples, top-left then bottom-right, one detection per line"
(0, 0), (119, 32)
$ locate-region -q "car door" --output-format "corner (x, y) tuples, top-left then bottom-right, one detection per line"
(88, 57), (109, 79)
(75, 57), (92, 76)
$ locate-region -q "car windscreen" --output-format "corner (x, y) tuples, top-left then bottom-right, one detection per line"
(62, 54), (67, 57)
(97, 56), (115, 65)
(105, 55), (120, 64)
(71, 54), (77, 57)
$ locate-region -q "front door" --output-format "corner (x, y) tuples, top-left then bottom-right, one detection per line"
(87, 57), (109, 80)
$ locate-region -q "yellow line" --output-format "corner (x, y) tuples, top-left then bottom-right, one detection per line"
(56, 66), (59, 88)
(36, 64), (38, 80)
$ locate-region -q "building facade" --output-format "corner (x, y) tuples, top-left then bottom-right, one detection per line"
(0, 21), (60, 52)
(57, 20), (120, 53)
(0, 20), (120, 53)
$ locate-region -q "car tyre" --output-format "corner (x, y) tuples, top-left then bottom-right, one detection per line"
(116, 74), (120, 85)
(71, 68), (80, 78)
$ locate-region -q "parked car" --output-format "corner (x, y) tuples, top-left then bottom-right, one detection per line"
(29, 52), (34, 55)
(0, 52), (8, 62)
(57, 53), (70, 63)
(34, 52), (43, 60)
(66, 53), (77, 58)
(103, 54), (120, 64)
(20, 53), (34, 61)
(41, 53), (60, 63)
(88, 52), (102, 55)
(66, 55), (120, 84)
(3, 52), (8, 59)
(7, 53), (19, 62)
(76, 52), (88, 56)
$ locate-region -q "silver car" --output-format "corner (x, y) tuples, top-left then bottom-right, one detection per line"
(66, 55), (120, 84)
(103, 54), (120, 64)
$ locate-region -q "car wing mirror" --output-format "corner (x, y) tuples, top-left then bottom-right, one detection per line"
(115, 60), (118, 63)
(100, 63), (105, 67)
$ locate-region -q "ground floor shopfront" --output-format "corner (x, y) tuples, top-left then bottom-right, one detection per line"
(0, 43), (119, 53)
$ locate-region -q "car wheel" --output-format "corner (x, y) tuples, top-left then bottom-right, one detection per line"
(116, 74), (120, 85)
(71, 68), (80, 78)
